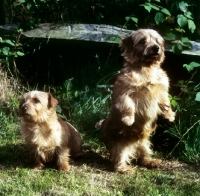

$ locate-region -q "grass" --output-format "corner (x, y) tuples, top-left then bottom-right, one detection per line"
(0, 110), (200, 196)
(0, 72), (200, 196)
(1, 138), (200, 196)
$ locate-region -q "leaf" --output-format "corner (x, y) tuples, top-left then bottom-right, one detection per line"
(181, 37), (192, 48)
(114, 37), (121, 44)
(125, 16), (138, 23)
(140, 4), (151, 13)
(190, 62), (200, 68)
(183, 62), (200, 72)
(184, 11), (193, 20)
(171, 99), (179, 108)
(155, 12), (165, 25)
(130, 17), (138, 23)
(181, 37), (190, 43)
(195, 92), (200, 102)
(178, 1), (188, 12)
(161, 8), (171, 16)
(2, 39), (15, 46)
(2, 47), (10, 55)
(149, 3), (160, 11)
(188, 19), (196, 33)
(163, 32), (176, 41)
(16, 51), (25, 56)
(177, 14), (188, 27)
(172, 43), (183, 54)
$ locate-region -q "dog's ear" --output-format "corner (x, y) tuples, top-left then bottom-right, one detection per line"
(119, 35), (133, 55)
(47, 93), (58, 109)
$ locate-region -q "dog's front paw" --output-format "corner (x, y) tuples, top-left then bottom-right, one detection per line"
(121, 116), (134, 126)
(166, 111), (176, 122)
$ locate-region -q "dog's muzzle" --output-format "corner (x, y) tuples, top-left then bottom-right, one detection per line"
(152, 44), (159, 53)
(21, 104), (28, 113)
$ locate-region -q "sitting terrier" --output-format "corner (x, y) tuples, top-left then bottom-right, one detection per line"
(96, 29), (175, 173)
(19, 90), (82, 171)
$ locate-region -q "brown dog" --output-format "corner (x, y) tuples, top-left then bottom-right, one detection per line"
(96, 29), (175, 173)
(19, 91), (82, 171)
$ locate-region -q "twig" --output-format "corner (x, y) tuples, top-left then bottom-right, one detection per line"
(165, 119), (200, 160)
(178, 70), (197, 97)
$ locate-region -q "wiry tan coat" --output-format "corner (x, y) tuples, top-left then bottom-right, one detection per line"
(96, 29), (175, 173)
(19, 91), (82, 171)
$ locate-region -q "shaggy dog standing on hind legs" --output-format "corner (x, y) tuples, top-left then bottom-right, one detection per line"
(96, 29), (175, 173)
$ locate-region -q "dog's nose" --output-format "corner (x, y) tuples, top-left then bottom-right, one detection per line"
(152, 45), (159, 53)
(21, 105), (28, 112)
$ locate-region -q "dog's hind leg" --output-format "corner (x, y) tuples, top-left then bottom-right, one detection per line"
(136, 139), (160, 169)
(109, 142), (135, 173)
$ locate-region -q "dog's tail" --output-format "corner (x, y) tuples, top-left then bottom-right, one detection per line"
(95, 119), (105, 129)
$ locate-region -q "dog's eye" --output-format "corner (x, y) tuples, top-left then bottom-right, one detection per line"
(139, 39), (146, 44)
(33, 98), (40, 104)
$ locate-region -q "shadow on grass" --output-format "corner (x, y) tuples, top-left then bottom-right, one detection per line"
(73, 146), (111, 171)
(0, 143), (111, 172)
(0, 143), (29, 169)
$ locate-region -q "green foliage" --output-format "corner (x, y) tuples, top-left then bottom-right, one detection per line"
(0, 37), (24, 62)
(166, 61), (200, 164)
(138, 0), (198, 54)
(12, 0), (142, 29)
(0, 31), (25, 75)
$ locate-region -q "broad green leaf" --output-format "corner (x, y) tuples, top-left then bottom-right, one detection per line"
(161, 8), (171, 16)
(179, 1), (188, 12)
(184, 11), (193, 19)
(171, 2), (179, 12)
(172, 43), (183, 54)
(115, 37), (121, 44)
(155, 12), (165, 25)
(140, 4), (151, 12)
(16, 51), (24, 56)
(163, 32), (176, 41)
(2, 47), (10, 55)
(177, 14), (188, 27)
(188, 19), (196, 33)
(195, 92), (200, 102)
(181, 37), (190, 43)
(126, 16), (138, 23)
(190, 62), (200, 68)
(130, 17), (138, 23)
(149, 3), (160, 11)
(181, 37), (192, 48)
(183, 62), (200, 72)
(171, 99), (179, 108)
(2, 39), (15, 46)
(144, 5), (151, 12)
